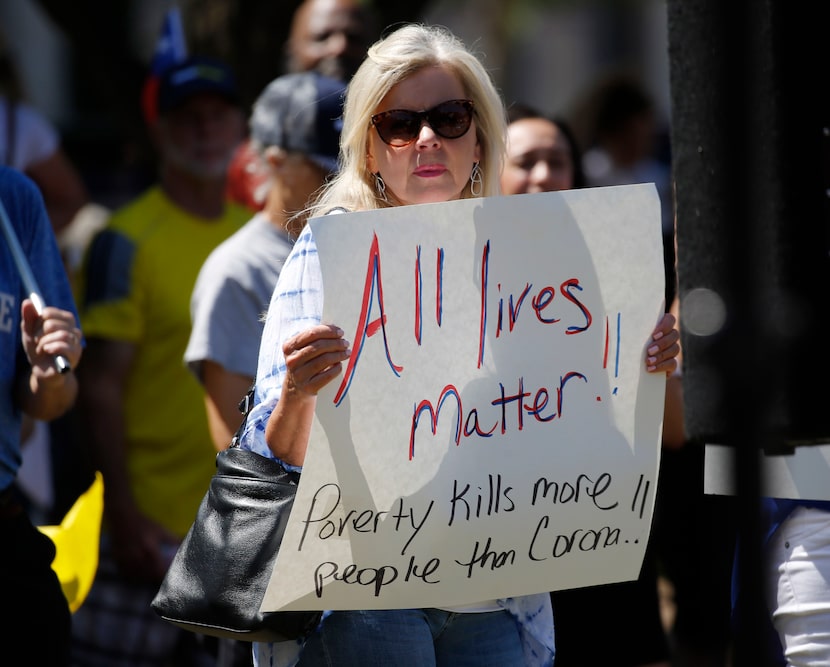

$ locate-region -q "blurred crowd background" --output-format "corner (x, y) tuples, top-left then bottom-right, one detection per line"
(0, 0), (671, 211)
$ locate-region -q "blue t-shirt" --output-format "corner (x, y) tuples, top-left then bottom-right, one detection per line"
(0, 166), (79, 491)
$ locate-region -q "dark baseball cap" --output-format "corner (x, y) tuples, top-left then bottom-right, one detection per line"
(249, 71), (346, 173)
(157, 56), (240, 114)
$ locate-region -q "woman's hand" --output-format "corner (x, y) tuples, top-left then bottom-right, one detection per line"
(645, 312), (680, 376)
(266, 324), (351, 465)
(282, 324), (351, 399)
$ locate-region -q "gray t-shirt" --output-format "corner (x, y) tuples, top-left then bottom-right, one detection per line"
(185, 212), (294, 381)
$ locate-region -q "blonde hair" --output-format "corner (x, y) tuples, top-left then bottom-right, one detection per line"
(306, 23), (506, 217)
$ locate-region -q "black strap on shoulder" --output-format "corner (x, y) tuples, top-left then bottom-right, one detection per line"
(229, 383), (256, 448)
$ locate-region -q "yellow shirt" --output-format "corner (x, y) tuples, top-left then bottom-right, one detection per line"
(76, 186), (248, 537)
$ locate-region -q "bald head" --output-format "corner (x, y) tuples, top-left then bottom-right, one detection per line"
(286, 0), (375, 81)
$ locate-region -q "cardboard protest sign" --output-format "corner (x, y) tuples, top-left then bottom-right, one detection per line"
(262, 184), (666, 611)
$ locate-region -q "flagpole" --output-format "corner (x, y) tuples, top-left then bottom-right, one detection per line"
(0, 197), (72, 374)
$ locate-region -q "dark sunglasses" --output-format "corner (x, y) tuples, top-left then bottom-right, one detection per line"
(371, 99), (475, 147)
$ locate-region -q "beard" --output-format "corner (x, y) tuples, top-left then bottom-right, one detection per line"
(163, 142), (233, 181)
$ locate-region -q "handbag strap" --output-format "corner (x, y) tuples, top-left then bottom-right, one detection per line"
(229, 383), (256, 448)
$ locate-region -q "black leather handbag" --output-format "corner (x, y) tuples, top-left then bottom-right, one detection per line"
(151, 390), (321, 641)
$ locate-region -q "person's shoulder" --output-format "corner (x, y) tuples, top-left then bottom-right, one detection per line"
(105, 186), (169, 234)
(198, 220), (254, 275)
(0, 166), (48, 222)
(0, 164), (40, 198)
(294, 222), (317, 246)
(108, 185), (156, 214)
(225, 200), (254, 225)
(208, 213), (269, 251)
(5, 100), (56, 135)
(204, 215), (293, 277)
(6, 99), (50, 122)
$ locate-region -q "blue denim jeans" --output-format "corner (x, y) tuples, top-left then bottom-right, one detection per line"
(297, 608), (525, 666)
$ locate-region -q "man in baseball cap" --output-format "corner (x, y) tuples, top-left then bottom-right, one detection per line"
(156, 55), (241, 115)
(69, 55), (249, 666)
(186, 70), (347, 456)
(249, 70), (344, 175)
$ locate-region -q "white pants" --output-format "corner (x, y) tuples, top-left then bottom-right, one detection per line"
(766, 506), (830, 667)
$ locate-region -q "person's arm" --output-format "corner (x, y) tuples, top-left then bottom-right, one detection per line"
(661, 295), (685, 448)
(643, 310), (683, 446)
(245, 226), (349, 466)
(16, 300), (82, 421)
(77, 337), (134, 519)
(643, 304), (686, 447)
(25, 149), (88, 235)
(202, 360), (253, 451)
(187, 250), (259, 451)
(662, 370), (685, 449)
(78, 337), (177, 582)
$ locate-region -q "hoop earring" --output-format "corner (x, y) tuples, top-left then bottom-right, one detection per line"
(470, 162), (483, 197)
(373, 172), (389, 203)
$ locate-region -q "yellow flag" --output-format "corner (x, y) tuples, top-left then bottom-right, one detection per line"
(38, 472), (104, 613)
